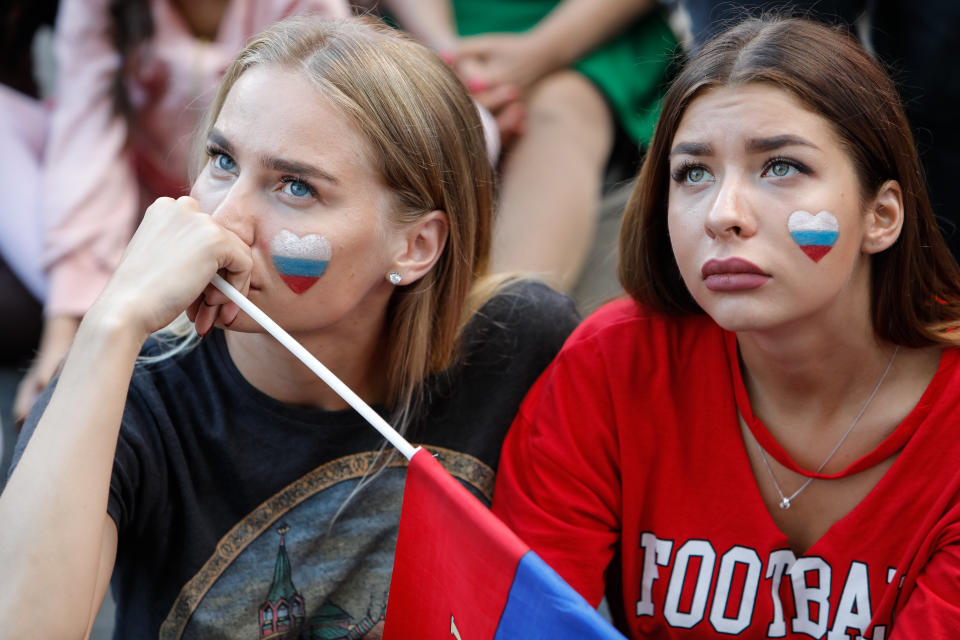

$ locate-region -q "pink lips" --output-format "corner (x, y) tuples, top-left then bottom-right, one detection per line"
(701, 258), (770, 292)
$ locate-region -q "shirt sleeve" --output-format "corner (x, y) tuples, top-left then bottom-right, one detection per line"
(9, 366), (159, 534)
(492, 339), (622, 607)
(890, 525), (960, 637)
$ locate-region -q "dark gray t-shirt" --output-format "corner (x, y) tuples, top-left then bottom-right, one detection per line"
(14, 280), (580, 639)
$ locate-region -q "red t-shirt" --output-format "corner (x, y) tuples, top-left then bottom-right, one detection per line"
(493, 298), (960, 638)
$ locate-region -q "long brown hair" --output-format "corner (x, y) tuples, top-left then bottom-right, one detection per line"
(171, 16), (497, 429)
(618, 16), (960, 347)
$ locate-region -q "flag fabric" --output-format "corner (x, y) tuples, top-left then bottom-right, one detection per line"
(383, 448), (626, 639)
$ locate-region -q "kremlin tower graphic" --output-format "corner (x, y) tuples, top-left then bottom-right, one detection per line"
(258, 523), (385, 639)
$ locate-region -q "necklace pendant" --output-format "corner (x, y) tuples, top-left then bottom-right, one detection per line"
(779, 497), (791, 509)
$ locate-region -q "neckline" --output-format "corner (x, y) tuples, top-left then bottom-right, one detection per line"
(206, 328), (383, 427)
(725, 330), (950, 480)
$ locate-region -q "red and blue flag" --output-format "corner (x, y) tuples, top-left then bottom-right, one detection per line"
(383, 449), (626, 640)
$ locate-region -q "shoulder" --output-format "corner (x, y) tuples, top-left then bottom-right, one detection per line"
(565, 297), (716, 350)
(474, 278), (579, 322)
(126, 332), (229, 419)
(439, 279), (579, 400)
(546, 298), (726, 387)
(464, 278), (580, 353)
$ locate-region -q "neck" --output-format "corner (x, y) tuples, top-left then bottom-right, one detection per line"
(738, 324), (888, 418)
(224, 318), (390, 411)
(736, 311), (940, 471)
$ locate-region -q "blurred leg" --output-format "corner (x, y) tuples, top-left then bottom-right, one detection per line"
(491, 70), (614, 291)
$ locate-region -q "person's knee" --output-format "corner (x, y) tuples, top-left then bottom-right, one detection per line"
(523, 71), (614, 156)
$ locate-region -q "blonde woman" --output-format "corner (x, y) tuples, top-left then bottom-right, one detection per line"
(0, 17), (578, 638)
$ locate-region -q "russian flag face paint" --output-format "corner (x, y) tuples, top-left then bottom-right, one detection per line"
(271, 229), (332, 294)
(788, 210), (839, 262)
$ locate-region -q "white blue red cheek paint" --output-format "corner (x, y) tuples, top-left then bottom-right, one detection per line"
(788, 210), (839, 262)
(270, 229), (332, 293)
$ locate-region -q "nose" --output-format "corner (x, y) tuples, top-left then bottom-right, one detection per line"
(703, 176), (757, 241)
(209, 181), (257, 246)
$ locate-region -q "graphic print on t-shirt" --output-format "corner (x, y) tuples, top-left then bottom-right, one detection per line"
(159, 448), (494, 640)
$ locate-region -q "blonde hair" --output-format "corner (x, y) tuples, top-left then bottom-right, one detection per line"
(153, 16), (499, 432)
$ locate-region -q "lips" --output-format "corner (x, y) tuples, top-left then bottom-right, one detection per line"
(701, 258), (770, 292)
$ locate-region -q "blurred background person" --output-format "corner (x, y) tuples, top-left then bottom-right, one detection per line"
(9, 0), (349, 425)
(377, 0), (679, 292)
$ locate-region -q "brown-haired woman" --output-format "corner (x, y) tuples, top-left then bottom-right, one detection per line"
(0, 16), (578, 638)
(493, 16), (960, 638)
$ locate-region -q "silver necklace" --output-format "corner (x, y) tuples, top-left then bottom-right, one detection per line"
(755, 345), (899, 510)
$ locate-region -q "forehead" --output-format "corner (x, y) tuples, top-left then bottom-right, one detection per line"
(215, 65), (376, 172)
(673, 83), (838, 150)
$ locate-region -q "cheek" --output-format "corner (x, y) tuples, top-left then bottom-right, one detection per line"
(786, 210), (840, 263)
(667, 206), (700, 271)
(269, 228), (333, 294)
(189, 172), (228, 213)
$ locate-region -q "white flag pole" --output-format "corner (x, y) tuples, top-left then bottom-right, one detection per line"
(210, 275), (420, 461)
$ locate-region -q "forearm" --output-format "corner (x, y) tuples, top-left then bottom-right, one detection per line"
(0, 307), (144, 635)
(382, 0), (459, 53)
(531, 0), (658, 69)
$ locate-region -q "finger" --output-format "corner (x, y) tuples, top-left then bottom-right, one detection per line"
(496, 101), (527, 142)
(216, 268), (250, 327)
(476, 84), (521, 113)
(199, 283), (232, 308)
(13, 376), (41, 426)
(456, 35), (498, 59)
(197, 280), (240, 328)
(220, 301), (241, 327)
(194, 296), (219, 337)
(186, 296), (202, 324)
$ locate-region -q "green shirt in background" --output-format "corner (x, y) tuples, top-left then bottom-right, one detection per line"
(452, 0), (678, 147)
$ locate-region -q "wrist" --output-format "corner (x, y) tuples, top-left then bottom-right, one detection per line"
(527, 25), (575, 73)
(80, 300), (152, 351)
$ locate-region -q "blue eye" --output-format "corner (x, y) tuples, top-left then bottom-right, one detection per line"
(769, 161), (794, 177)
(671, 162), (714, 185)
(280, 177), (316, 199)
(287, 181), (308, 197)
(215, 153), (236, 172)
(763, 158), (809, 179)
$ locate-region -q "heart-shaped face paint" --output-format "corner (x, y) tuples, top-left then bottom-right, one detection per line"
(271, 229), (332, 293)
(787, 210), (839, 262)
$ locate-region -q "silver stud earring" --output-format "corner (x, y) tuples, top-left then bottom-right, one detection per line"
(388, 271), (402, 285)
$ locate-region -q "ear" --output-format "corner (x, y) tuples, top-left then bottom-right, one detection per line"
(389, 210), (449, 284)
(861, 179), (904, 255)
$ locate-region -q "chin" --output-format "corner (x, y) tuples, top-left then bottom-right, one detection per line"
(697, 300), (779, 334)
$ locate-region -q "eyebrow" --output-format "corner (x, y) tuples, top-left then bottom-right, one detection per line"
(745, 134), (819, 153)
(207, 129), (339, 185)
(670, 141), (712, 157)
(670, 134), (819, 157)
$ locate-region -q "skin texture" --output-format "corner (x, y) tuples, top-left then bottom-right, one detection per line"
(666, 83), (939, 553)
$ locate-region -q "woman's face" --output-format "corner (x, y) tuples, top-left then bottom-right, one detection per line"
(667, 83), (880, 334)
(191, 65), (406, 335)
